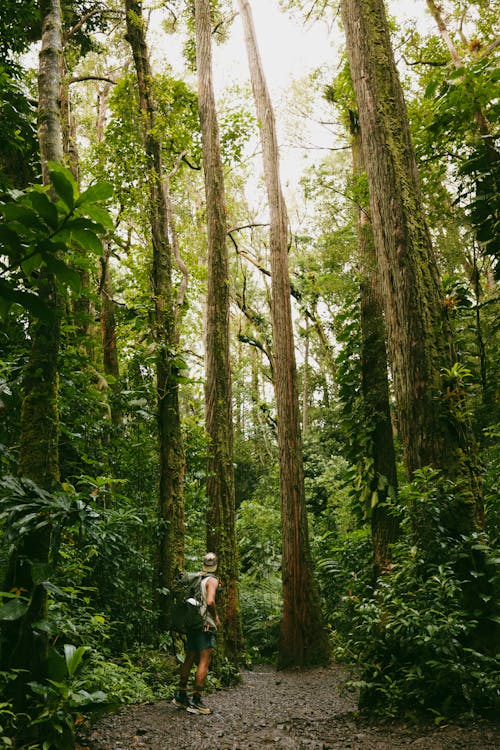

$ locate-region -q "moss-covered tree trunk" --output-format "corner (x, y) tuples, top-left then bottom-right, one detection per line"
(124, 0), (185, 626)
(100, 245), (122, 425)
(194, 0), (242, 665)
(1, 0), (64, 691)
(353, 127), (399, 574)
(340, 0), (483, 532)
(238, 0), (330, 669)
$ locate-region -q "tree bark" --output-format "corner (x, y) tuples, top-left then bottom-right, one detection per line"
(339, 0), (483, 532)
(302, 316), (309, 436)
(194, 0), (242, 665)
(124, 0), (185, 626)
(99, 244), (122, 425)
(237, 0), (330, 668)
(352, 127), (399, 575)
(2, 0), (64, 693)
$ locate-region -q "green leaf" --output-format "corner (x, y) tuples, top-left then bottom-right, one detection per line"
(83, 203), (114, 231)
(41, 580), (65, 597)
(0, 224), (22, 254)
(0, 296), (12, 317)
(1, 202), (45, 230)
(31, 562), (52, 585)
(64, 644), (88, 678)
(448, 66), (466, 81)
(21, 252), (44, 276)
(64, 216), (101, 232)
(45, 256), (82, 292)
(48, 162), (77, 210)
(424, 78), (439, 100)
(71, 228), (103, 255)
(76, 181), (114, 206)
(47, 647), (67, 681)
(0, 598), (28, 621)
(28, 191), (59, 228)
(10, 289), (53, 320)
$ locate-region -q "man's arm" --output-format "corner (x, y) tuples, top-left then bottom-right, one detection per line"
(205, 576), (220, 629)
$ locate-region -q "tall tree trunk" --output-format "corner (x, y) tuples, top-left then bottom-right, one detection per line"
(339, 0), (483, 532)
(352, 127), (399, 575)
(100, 244), (122, 425)
(1, 0), (64, 693)
(194, 0), (242, 665)
(237, 0), (330, 668)
(94, 84), (121, 425)
(302, 316), (309, 436)
(469, 247), (488, 402)
(124, 0), (185, 626)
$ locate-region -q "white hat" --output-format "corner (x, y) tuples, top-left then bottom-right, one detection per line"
(202, 552), (218, 572)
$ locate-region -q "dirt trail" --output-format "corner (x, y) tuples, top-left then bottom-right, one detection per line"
(89, 664), (500, 750)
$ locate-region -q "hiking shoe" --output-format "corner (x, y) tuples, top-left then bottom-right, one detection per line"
(186, 693), (212, 714)
(172, 691), (190, 709)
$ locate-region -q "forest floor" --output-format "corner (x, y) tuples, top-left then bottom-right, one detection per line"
(88, 663), (500, 750)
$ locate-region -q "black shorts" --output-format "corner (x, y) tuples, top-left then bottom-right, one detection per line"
(186, 629), (216, 652)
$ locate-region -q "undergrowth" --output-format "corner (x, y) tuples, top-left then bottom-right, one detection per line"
(327, 469), (500, 722)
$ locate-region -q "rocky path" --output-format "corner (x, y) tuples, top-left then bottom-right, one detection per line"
(89, 664), (500, 750)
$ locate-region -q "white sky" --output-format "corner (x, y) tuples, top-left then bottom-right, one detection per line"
(211, 0), (334, 97)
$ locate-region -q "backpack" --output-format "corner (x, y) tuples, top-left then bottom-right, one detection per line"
(167, 571), (208, 634)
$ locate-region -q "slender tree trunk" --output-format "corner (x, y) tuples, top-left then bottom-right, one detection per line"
(352, 127), (399, 574)
(302, 316), (309, 436)
(1, 0), (64, 692)
(100, 245), (122, 425)
(124, 0), (185, 625)
(93, 84), (121, 425)
(469, 248), (488, 402)
(237, 0), (330, 668)
(340, 0), (483, 532)
(194, 0), (242, 665)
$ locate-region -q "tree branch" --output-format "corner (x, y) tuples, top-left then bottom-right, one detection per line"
(68, 75), (117, 86)
(66, 8), (122, 41)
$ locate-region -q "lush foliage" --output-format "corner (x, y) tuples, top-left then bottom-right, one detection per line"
(0, 162), (113, 317)
(329, 470), (500, 720)
(0, 0), (499, 744)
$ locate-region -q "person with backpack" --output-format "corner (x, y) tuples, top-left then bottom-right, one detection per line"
(172, 552), (220, 715)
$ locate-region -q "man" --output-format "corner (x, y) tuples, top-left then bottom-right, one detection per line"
(172, 552), (220, 714)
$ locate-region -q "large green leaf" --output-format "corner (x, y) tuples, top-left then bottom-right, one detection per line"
(76, 181), (114, 206)
(48, 162), (77, 210)
(0, 223), (22, 254)
(20, 251), (44, 276)
(45, 256), (82, 292)
(28, 190), (59, 229)
(0, 598), (28, 621)
(1, 202), (45, 230)
(47, 646), (67, 681)
(65, 216), (101, 232)
(64, 644), (88, 678)
(10, 288), (52, 320)
(71, 228), (103, 255)
(83, 203), (114, 231)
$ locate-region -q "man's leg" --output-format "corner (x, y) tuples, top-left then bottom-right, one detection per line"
(193, 647), (212, 694)
(172, 650), (196, 708)
(179, 650), (196, 689)
(187, 647), (213, 714)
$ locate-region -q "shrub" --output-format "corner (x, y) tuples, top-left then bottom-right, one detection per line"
(343, 469), (500, 720)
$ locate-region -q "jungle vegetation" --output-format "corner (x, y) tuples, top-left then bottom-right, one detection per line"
(0, 0), (498, 746)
